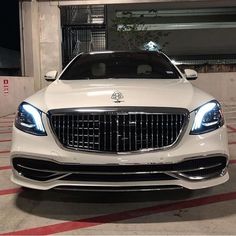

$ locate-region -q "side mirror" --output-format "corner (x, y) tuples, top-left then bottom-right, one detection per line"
(184, 69), (198, 80)
(44, 71), (58, 82)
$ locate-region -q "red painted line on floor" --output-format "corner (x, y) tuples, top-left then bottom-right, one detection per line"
(0, 131), (12, 134)
(0, 139), (11, 143)
(229, 159), (236, 164)
(227, 125), (236, 132)
(0, 121), (13, 124)
(3, 191), (236, 235)
(0, 166), (11, 171)
(0, 150), (10, 154)
(0, 188), (21, 196)
(228, 131), (235, 133)
(0, 126), (12, 128)
(0, 117), (15, 120)
(229, 141), (236, 145)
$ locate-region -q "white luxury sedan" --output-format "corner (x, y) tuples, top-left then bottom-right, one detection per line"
(10, 51), (229, 191)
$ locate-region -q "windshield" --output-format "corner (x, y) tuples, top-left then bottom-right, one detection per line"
(60, 51), (181, 80)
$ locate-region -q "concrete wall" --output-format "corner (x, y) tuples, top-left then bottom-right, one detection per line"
(192, 72), (236, 105)
(0, 77), (34, 117)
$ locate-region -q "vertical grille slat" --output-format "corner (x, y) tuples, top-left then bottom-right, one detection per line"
(123, 115), (126, 152)
(77, 115), (79, 148)
(129, 114), (131, 151)
(67, 115), (70, 146)
(176, 114), (179, 140)
(140, 114), (143, 150)
(166, 115), (169, 146)
(92, 115), (95, 149)
(116, 114), (119, 152)
(58, 116), (61, 141)
(146, 114), (148, 148)
(109, 114), (112, 151)
(170, 114), (173, 144)
(161, 114), (164, 148)
(50, 109), (187, 153)
(82, 115), (84, 148)
(62, 116), (65, 144)
(72, 115), (75, 147)
(134, 114), (137, 151)
(156, 115), (159, 148)
(104, 115), (106, 151)
(98, 115), (101, 151)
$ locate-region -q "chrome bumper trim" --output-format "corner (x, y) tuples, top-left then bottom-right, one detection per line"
(12, 154), (229, 183)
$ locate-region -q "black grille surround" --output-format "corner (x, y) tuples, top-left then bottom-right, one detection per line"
(48, 107), (189, 153)
(12, 155), (228, 183)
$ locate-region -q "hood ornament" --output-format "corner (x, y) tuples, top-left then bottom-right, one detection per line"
(111, 91), (124, 103)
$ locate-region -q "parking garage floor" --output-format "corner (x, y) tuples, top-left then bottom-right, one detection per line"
(0, 105), (236, 235)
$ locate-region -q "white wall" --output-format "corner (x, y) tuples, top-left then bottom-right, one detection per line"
(0, 77), (34, 117)
(192, 72), (236, 105)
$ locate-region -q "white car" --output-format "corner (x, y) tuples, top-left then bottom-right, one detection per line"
(10, 51), (229, 191)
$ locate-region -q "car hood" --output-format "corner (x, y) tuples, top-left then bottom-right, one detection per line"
(25, 79), (214, 113)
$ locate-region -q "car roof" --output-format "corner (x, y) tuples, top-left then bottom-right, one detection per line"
(84, 50), (163, 56)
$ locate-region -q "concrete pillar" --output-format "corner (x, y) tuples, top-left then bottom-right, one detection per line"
(20, 1), (41, 91)
(20, 1), (62, 91)
(38, 2), (62, 88)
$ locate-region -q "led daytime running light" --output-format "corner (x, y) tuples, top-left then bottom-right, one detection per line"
(192, 102), (216, 131)
(22, 104), (45, 132)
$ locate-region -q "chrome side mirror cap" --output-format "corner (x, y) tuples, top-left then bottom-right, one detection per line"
(184, 69), (198, 80)
(44, 71), (58, 82)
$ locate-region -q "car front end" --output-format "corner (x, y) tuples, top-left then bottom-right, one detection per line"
(10, 51), (229, 191)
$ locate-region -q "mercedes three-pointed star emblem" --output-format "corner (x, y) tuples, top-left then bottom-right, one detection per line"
(111, 91), (124, 103)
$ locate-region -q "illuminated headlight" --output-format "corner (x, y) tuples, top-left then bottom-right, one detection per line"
(15, 103), (46, 136)
(190, 101), (224, 135)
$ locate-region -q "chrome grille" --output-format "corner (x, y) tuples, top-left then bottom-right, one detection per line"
(49, 108), (189, 153)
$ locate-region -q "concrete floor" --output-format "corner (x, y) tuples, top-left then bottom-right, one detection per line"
(0, 106), (236, 235)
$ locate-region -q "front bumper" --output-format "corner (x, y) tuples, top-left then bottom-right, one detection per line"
(11, 154), (229, 191)
(10, 111), (230, 191)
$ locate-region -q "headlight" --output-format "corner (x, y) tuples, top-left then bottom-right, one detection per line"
(15, 102), (46, 136)
(190, 100), (224, 135)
